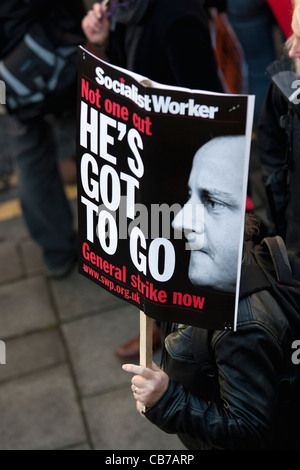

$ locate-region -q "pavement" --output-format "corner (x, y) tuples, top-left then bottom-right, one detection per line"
(0, 181), (185, 451)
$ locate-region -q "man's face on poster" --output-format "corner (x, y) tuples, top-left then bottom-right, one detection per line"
(173, 135), (245, 293)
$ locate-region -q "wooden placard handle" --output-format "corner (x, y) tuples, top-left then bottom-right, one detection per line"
(139, 311), (153, 412)
(140, 311), (153, 368)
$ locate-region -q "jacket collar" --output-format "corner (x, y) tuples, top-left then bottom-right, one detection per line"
(266, 54), (300, 118)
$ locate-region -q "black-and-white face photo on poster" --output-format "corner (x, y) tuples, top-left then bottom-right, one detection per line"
(77, 46), (255, 331)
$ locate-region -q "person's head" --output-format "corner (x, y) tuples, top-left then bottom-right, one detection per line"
(287, 0), (300, 75)
(172, 135), (246, 293)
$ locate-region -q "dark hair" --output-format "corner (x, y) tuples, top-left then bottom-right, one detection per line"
(244, 213), (260, 242)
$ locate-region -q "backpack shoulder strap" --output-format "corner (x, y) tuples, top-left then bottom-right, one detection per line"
(261, 236), (293, 284)
(239, 236), (292, 299)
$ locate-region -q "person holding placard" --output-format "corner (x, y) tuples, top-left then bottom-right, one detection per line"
(122, 136), (298, 450)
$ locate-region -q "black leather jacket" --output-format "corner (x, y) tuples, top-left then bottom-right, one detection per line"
(145, 248), (297, 450)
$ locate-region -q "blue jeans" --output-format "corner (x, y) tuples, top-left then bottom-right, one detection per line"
(9, 115), (77, 270)
(227, 0), (277, 123)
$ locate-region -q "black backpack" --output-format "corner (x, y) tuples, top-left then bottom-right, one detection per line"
(0, 0), (85, 122)
(0, 23), (78, 122)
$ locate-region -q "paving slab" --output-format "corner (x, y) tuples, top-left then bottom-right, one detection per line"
(0, 330), (66, 384)
(0, 216), (29, 242)
(62, 304), (140, 396)
(0, 365), (87, 450)
(83, 387), (186, 451)
(19, 238), (44, 276)
(50, 268), (125, 321)
(0, 276), (57, 339)
(64, 443), (91, 450)
(0, 241), (23, 284)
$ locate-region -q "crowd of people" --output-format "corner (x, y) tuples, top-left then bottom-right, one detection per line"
(0, 0), (299, 451)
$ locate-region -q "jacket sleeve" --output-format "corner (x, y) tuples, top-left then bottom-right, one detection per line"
(145, 314), (284, 450)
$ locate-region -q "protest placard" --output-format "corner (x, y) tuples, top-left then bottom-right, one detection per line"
(77, 46), (254, 331)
